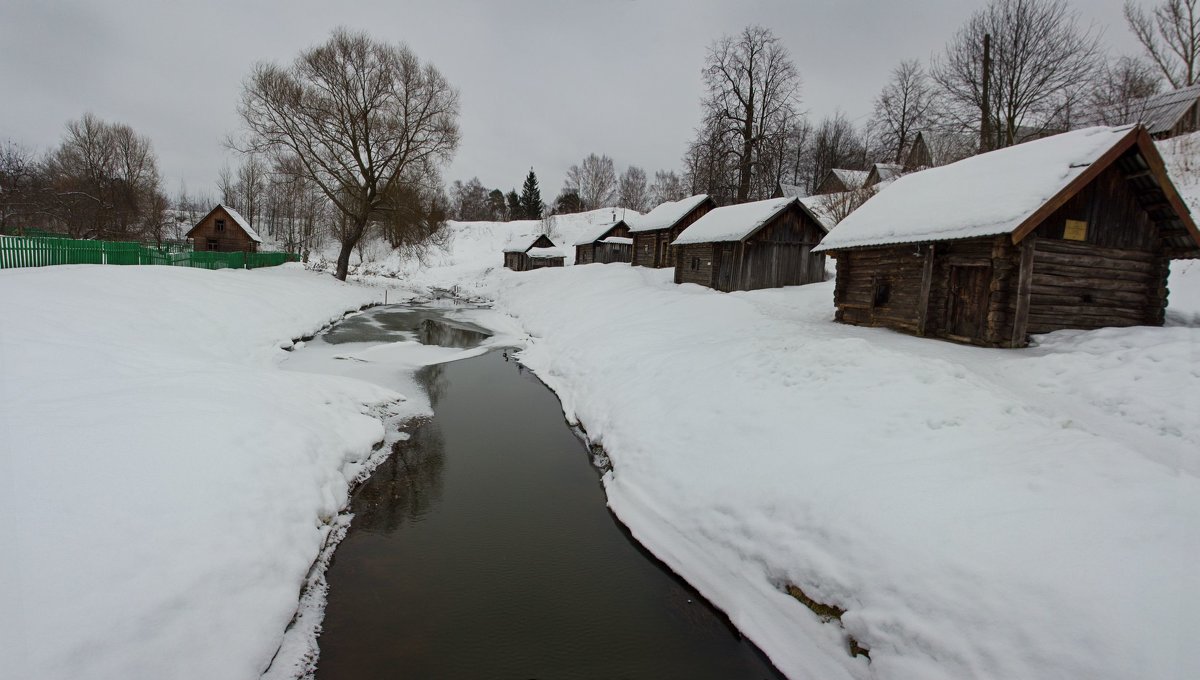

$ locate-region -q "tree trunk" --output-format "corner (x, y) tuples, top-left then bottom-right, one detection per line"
(738, 114), (754, 203)
(334, 216), (368, 281)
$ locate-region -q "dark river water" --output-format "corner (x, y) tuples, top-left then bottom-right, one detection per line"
(311, 306), (784, 679)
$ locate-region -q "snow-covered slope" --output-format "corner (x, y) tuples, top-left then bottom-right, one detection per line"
(0, 265), (396, 680)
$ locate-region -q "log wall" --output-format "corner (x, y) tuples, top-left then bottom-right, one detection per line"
(674, 243), (716, 286)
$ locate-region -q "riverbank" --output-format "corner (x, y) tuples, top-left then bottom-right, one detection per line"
(477, 263), (1200, 680)
(0, 265), (399, 680)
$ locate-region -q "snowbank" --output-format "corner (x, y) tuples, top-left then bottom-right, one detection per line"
(481, 264), (1200, 680)
(0, 265), (397, 680)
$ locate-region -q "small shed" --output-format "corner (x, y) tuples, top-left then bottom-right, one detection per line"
(815, 169), (868, 195)
(1095, 83), (1200, 139)
(814, 125), (1200, 348)
(864, 163), (902, 188)
(902, 130), (976, 172)
(186, 204), (262, 252)
(574, 218), (633, 264)
(772, 182), (810, 199)
(672, 196), (829, 292)
(503, 234), (559, 271)
(630, 194), (717, 268)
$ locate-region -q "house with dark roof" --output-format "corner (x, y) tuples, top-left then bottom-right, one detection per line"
(1095, 84), (1200, 139)
(629, 194), (716, 268)
(186, 204), (262, 252)
(671, 196), (828, 292)
(815, 125), (1200, 348)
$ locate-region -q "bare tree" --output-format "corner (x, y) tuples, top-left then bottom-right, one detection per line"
(1125, 0), (1200, 88)
(1090, 55), (1163, 123)
(235, 154), (267, 227)
(216, 163), (236, 206)
(648, 170), (687, 205)
(809, 113), (867, 194)
(0, 141), (40, 231)
(237, 28), (460, 280)
(617, 165), (649, 211)
(564, 153), (617, 210)
(933, 0), (1102, 149)
(697, 25), (801, 203)
(449, 177), (493, 220)
(870, 59), (935, 163)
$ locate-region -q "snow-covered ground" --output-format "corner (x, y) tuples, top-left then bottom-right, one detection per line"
(0, 265), (407, 680)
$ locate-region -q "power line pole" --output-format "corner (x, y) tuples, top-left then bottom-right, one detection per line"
(980, 33), (992, 153)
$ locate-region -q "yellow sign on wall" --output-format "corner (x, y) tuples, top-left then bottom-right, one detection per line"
(1063, 219), (1088, 241)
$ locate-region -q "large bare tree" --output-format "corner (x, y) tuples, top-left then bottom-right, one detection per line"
(237, 28), (460, 280)
(617, 165), (649, 212)
(564, 153), (617, 210)
(869, 59), (935, 163)
(933, 0), (1101, 150)
(1125, 0), (1200, 88)
(696, 25), (801, 203)
(1090, 55), (1163, 123)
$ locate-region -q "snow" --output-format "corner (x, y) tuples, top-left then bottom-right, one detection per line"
(527, 246), (564, 259)
(572, 215), (626, 245)
(482, 264), (1200, 680)
(627, 194), (711, 233)
(673, 196), (805, 245)
(830, 168), (869, 189)
(502, 232), (549, 253)
(0, 264), (415, 680)
(816, 126), (1138, 251)
(219, 203), (264, 243)
(600, 236), (633, 245)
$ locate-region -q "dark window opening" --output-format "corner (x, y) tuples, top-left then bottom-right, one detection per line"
(691, 257), (700, 270)
(215, 219), (226, 233)
(873, 280), (891, 307)
(206, 238), (219, 251)
(1081, 293), (1094, 304)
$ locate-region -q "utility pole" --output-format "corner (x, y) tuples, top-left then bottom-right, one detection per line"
(980, 33), (992, 153)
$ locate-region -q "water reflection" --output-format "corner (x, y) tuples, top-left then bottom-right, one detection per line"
(352, 424), (446, 533)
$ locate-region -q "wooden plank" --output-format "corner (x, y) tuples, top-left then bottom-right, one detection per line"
(916, 244), (935, 336)
(1010, 238), (1036, 347)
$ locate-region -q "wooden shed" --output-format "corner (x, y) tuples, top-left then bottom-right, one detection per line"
(864, 163), (902, 188)
(504, 234), (560, 271)
(186, 204), (262, 252)
(574, 218), (633, 264)
(630, 195), (716, 268)
(672, 196), (829, 292)
(1096, 83), (1200, 140)
(815, 169), (868, 195)
(814, 125), (1200, 348)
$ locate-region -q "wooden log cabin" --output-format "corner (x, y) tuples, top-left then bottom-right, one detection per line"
(814, 125), (1200, 348)
(503, 234), (561, 271)
(672, 196), (829, 292)
(629, 194), (716, 268)
(574, 218), (633, 264)
(186, 204), (262, 252)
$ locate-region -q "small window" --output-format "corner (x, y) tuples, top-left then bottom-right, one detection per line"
(215, 219), (226, 233)
(206, 238), (219, 251)
(691, 257), (700, 270)
(873, 279), (891, 307)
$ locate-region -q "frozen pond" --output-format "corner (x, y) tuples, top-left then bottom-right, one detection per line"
(299, 305), (783, 679)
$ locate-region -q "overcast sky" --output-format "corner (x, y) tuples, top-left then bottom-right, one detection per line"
(1, 0), (1145, 202)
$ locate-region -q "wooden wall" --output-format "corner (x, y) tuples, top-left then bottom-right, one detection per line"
(595, 242), (632, 264)
(675, 243), (716, 286)
(575, 245), (594, 265)
(189, 207), (259, 252)
(529, 256), (564, 269)
(631, 202), (714, 268)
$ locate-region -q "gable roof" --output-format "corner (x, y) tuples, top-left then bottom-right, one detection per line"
(503, 233), (555, 253)
(828, 169), (868, 190)
(628, 194), (712, 233)
(866, 163), (902, 186)
(673, 196), (827, 245)
(815, 125), (1200, 254)
(186, 204), (263, 243)
(1100, 84), (1200, 136)
(904, 130), (977, 170)
(776, 183), (809, 198)
(573, 218), (628, 246)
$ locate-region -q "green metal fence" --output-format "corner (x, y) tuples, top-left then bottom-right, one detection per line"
(0, 236), (299, 271)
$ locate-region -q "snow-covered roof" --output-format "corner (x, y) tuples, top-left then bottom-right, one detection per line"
(798, 195), (837, 231)
(527, 247), (563, 259)
(628, 195), (712, 233)
(1100, 84), (1200, 136)
(776, 183), (809, 199)
(673, 196), (805, 245)
(600, 236), (633, 245)
(867, 163), (902, 185)
(573, 218), (625, 246)
(503, 233), (553, 253)
(218, 204), (262, 243)
(829, 169), (868, 190)
(815, 126), (1143, 252)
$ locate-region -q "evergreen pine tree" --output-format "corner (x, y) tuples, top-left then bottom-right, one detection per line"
(505, 190), (521, 220)
(519, 168), (543, 220)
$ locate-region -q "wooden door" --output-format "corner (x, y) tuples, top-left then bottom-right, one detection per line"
(946, 265), (990, 339)
(717, 247), (734, 291)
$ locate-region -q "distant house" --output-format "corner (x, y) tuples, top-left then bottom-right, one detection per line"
(503, 234), (561, 271)
(672, 196), (828, 292)
(186, 204), (262, 252)
(815, 168), (869, 195)
(815, 125), (1200, 348)
(864, 163), (902, 188)
(629, 194), (717, 268)
(574, 218), (633, 264)
(771, 182), (809, 199)
(902, 130), (977, 172)
(1095, 83), (1200, 140)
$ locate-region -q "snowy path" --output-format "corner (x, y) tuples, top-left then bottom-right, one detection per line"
(477, 263), (1200, 680)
